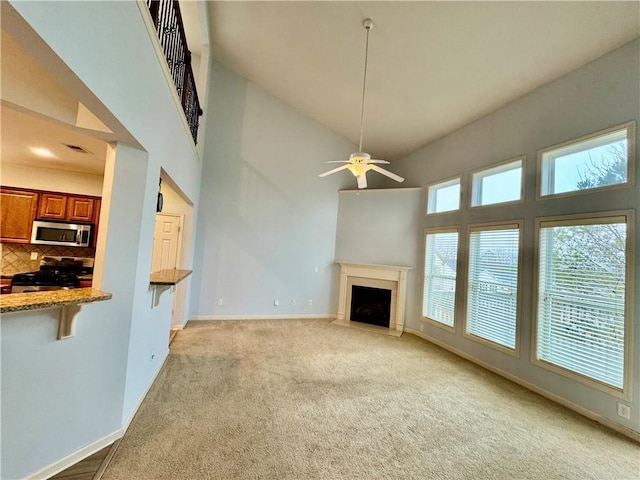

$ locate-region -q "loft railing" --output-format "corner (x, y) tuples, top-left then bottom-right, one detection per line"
(146, 0), (203, 144)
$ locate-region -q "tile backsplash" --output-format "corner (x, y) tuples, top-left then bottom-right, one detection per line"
(1, 243), (96, 275)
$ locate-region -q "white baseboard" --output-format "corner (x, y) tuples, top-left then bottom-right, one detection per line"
(26, 429), (123, 480)
(27, 350), (170, 480)
(122, 348), (169, 432)
(189, 314), (336, 321)
(404, 328), (640, 443)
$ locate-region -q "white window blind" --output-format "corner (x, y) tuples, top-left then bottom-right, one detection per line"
(466, 225), (520, 349)
(536, 218), (627, 389)
(423, 231), (458, 326)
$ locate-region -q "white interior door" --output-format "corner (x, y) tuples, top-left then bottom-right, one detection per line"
(151, 213), (181, 272)
(151, 213), (185, 331)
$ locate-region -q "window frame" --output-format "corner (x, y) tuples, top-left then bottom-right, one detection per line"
(426, 175), (462, 215)
(421, 226), (461, 332)
(469, 156), (525, 209)
(531, 210), (635, 400)
(462, 220), (523, 357)
(536, 121), (636, 201)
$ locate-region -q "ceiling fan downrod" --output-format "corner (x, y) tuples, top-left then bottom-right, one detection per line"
(358, 19), (374, 153)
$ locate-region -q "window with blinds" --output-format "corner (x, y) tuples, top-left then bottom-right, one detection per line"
(466, 224), (521, 350)
(423, 230), (459, 327)
(535, 214), (630, 390)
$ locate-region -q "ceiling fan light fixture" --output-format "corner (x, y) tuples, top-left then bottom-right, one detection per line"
(318, 18), (404, 189)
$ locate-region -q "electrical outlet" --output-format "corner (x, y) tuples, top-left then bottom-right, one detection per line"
(314, 266), (319, 273)
(419, 324), (424, 332)
(617, 403), (631, 420)
(274, 299), (279, 307)
(307, 299), (313, 306)
(217, 298), (224, 306)
(290, 299), (296, 306)
(30, 252), (38, 260)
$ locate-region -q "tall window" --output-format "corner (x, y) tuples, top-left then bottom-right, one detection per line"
(470, 157), (524, 207)
(423, 229), (459, 327)
(466, 223), (521, 351)
(535, 213), (632, 391)
(427, 177), (461, 214)
(538, 122), (634, 198)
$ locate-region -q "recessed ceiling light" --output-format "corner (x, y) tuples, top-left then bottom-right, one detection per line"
(31, 147), (55, 158)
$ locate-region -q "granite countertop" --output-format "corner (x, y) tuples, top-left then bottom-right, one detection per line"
(1, 288), (112, 314)
(149, 269), (192, 285)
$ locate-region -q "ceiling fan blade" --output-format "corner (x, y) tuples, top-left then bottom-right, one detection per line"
(318, 164), (351, 177)
(357, 174), (368, 189)
(367, 159), (390, 164)
(325, 160), (351, 164)
(369, 164), (405, 183)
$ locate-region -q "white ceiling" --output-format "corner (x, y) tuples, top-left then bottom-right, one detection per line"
(1, 106), (107, 176)
(207, 1), (640, 161)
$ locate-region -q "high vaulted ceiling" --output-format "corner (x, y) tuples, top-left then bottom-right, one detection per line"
(208, 1), (640, 161)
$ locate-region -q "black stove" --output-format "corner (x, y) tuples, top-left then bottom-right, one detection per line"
(11, 256), (93, 293)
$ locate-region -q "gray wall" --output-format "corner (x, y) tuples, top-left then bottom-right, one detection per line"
(335, 187), (423, 325)
(191, 61), (358, 318)
(385, 39), (640, 435)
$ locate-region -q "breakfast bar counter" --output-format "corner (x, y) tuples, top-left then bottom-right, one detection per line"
(1, 288), (112, 340)
(149, 269), (192, 285)
(0, 288), (112, 314)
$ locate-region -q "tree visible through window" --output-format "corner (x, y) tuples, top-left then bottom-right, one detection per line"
(536, 163), (630, 390)
(539, 123), (632, 197)
(536, 218), (627, 388)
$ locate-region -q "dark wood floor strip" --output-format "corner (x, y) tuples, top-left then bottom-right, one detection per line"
(49, 441), (118, 480)
(93, 440), (120, 480)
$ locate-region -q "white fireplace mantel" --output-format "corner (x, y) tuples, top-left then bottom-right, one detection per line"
(336, 262), (412, 334)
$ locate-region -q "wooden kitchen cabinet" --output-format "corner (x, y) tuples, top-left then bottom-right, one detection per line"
(68, 196), (95, 222)
(0, 188), (39, 243)
(1, 278), (12, 294)
(37, 193), (96, 223)
(37, 192), (68, 220)
(92, 198), (101, 248)
(1, 187), (101, 244)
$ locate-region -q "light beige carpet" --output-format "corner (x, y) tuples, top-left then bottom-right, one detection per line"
(103, 319), (639, 479)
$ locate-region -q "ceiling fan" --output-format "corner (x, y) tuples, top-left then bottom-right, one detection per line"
(319, 18), (404, 189)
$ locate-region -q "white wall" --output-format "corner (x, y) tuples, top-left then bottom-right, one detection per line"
(1, 2), (205, 478)
(191, 61), (357, 318)
(0, 30), (78, 125)
(1, 162), (104, 196)
(384, 39), (640, 436)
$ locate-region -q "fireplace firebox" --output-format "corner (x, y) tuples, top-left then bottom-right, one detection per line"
(350, 285), (392, 327)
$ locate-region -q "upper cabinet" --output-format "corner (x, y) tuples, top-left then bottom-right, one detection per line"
(38, 193), (96, 222)
(37, 192), (68, 220)
(1, 186), (101, 244)
(0, 188), (39, 243)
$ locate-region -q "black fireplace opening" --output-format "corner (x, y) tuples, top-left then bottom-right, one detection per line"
(350, 285), (392, 328)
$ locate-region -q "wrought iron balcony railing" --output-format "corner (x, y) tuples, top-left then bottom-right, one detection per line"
(146, 0), (203, 144)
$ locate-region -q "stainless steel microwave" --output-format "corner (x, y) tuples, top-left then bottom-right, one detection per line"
(31, 220), (92, 247)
